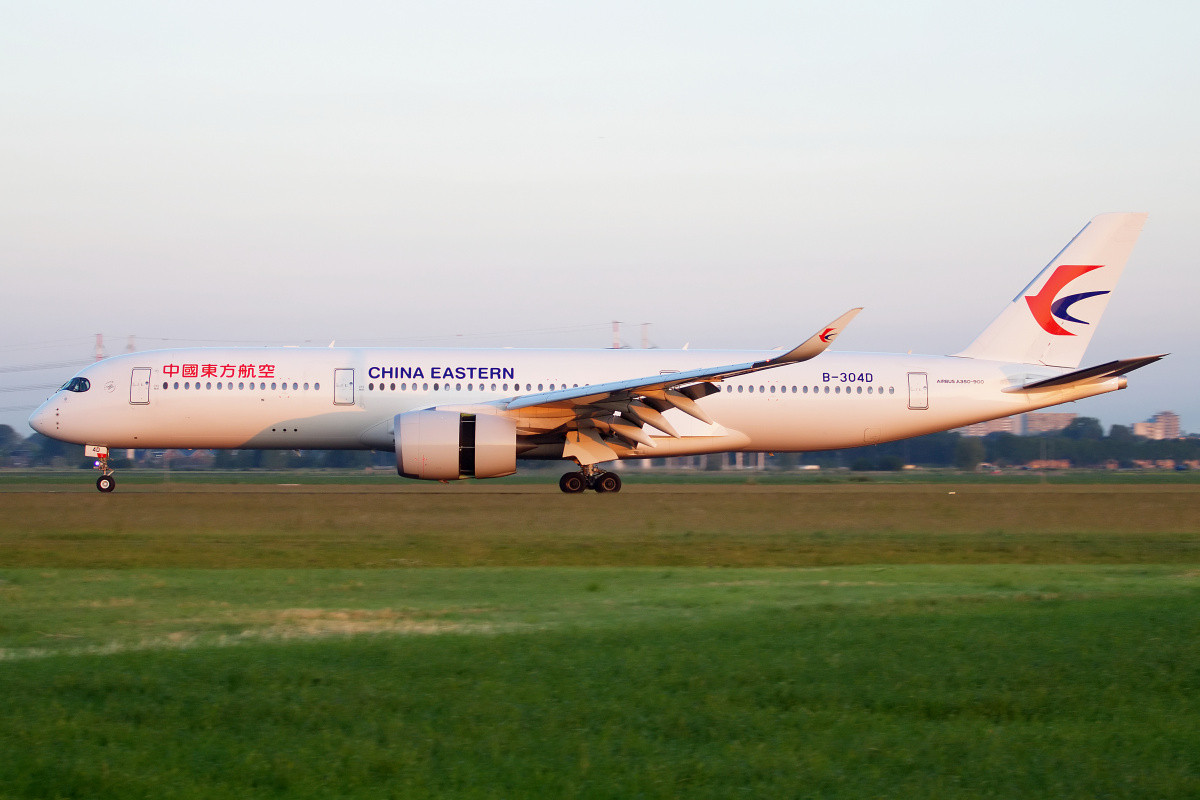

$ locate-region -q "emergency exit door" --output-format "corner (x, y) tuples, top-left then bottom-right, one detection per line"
(129, 368), (151, 404)
(334, 369), (355, 405)
(907, 372), (929, 410)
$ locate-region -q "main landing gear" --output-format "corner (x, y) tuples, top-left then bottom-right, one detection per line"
(94, 452), (116, 493)
(559, 464), (622, 494)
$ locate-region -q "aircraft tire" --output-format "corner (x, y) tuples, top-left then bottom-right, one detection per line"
(96, 475), (116, 493)
(559, 473), (586, 494)
(593, 473), (621, 493)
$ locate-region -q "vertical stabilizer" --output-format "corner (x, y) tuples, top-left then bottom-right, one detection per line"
(953, 212), (1147, 368)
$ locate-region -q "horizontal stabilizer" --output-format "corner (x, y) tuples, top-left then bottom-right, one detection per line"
(1004, 354), (1166, 392)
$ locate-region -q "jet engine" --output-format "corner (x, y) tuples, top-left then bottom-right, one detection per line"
(395, 410), (517, 480)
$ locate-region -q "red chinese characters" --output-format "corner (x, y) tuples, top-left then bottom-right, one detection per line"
(163, 363), (276, 382)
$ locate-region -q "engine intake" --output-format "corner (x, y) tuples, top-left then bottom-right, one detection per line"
(395, 410), (517, 480)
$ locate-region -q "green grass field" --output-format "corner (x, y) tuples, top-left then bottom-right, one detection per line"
(2, 484), (1199, 797)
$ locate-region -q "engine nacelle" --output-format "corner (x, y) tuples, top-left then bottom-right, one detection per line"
(395, 410), (517, 480)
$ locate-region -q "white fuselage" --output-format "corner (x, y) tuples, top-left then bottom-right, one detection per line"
(29, 346), (1120, 458)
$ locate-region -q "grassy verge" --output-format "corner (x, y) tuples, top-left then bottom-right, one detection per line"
(1, 485), (1198, 568)
(2, 569), (1198, 798)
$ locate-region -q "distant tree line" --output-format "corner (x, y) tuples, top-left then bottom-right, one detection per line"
(797, 417), (1200, 471)
(2, 419), (1198, 471)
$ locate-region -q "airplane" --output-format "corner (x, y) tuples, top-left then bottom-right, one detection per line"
(29, 212), (1164, 493)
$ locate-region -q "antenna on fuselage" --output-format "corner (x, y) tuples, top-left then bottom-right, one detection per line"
(94, 334), (106, 362)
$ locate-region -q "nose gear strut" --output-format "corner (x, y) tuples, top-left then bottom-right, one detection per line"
(93, 451), (116, 493)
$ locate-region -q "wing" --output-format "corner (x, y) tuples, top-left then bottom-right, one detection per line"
(489, 309), (861, 463)
(506, 308), (861, 414)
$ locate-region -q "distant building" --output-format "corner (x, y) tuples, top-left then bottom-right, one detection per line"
(1027, 459), (1071, 470)
(1133, 411), (1181, 440)
(1022, 412), (1076, 435)
(957, 415), (1022, 437)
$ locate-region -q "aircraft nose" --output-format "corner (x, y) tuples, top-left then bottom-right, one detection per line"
(28, 402), (53, 436)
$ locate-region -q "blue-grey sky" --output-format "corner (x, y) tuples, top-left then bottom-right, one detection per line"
(2, 0), (1197, 434)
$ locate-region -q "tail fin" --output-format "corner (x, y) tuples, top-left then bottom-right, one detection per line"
(953, 212), (1148, 368)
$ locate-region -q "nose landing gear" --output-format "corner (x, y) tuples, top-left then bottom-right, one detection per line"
(558, 464), (622, 494)
(91, 447), (116, 492)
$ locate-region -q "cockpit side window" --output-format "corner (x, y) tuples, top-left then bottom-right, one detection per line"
(61, 377), (91, 393)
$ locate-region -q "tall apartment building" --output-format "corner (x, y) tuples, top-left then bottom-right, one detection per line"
(957, 415), (1023, 437)
(958, 412), (1078, 437)
(1133, 411), (1181, 440)
(1022, 412), (1077, 435)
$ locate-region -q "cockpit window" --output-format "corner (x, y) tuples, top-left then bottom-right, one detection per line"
(60, 377), (91, 393)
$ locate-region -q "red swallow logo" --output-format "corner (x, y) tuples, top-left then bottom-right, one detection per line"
(1025, 264), (1108, 336)
(819, 327), (837, 343)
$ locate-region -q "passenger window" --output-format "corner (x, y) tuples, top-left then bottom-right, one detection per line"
(835, 386), (840, 394)
(467, 383), (473, 391)
(867, 386), (873, 394)
(314, 383), (320, 390)
(260, 383), (265, 390)
(738, 385), (744, 393)
(527, 384), (531, 391)
(726, 385), (732, 392)
(550, 384), (555, 391)
(238, 382), (244, 390)
(369, 383), (374, 390)
(492, 383), (497, 391)
(390, 383), (395, 391)
(802, 385), (808, 394)
(174, 382), (180, 390)
(163, 382), (168, 389)
(538, 384), (543, 391)
(857, 386), (862, 394)
(456, 383), (461, 391)
(217, 382), (222, 390)
(184, 382), (190, 389)
(770, 385), (775, 393)
(304, 383), (309, 390)
(824, 386), (829, 394)
(889, 387), (895, 394)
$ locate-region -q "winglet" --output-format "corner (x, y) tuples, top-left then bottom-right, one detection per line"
(769, 308), (862, 365)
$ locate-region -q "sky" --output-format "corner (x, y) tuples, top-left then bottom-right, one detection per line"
(2, 0), (1198, 435)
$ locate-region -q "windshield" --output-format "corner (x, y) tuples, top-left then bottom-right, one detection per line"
(60, 377), (91, 393)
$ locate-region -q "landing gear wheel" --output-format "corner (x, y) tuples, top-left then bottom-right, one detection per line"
(96, 475), (116, 493)
(593, 473), (622, 494)
(559, 472), (587, 494)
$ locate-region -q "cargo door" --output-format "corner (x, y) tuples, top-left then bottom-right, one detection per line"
(334, 369), (355, 405)
(907, 372), (928, 410)
(130, 368), (151, 404)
